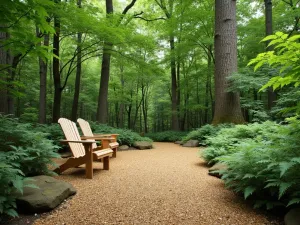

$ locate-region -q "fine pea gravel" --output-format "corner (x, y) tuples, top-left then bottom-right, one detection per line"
(34, 142), (281, 225)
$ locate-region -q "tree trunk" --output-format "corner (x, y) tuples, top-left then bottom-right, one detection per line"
(52, 4), (61, 122)
(71, 0), (83, 121)
(38, 30), (49, 124)
(71, 31), (82, 121)
(0, 31), (8, 114)
(96, 0), (113, 123)
(212, 0), (244, 124)
(204, 45), (213, 124)
(170, 34), (179, 130)
(265, 0), (276, 110)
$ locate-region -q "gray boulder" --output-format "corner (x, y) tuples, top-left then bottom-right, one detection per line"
(16, 175), (76, 213)
(284, 208), (300, 225)
(182, 140), (199, 147)
(208, 163), (228, 178)
(119, 145), (129, 151)
(133, 141), (153, 150)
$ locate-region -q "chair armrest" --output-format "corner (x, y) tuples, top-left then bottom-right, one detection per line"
(93, 133), (119, 136)
(60, 139), (98, 144)
(81, 136), (114, 141)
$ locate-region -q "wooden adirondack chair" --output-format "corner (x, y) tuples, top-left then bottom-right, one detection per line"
(56, 118), (113, 179)
(77, 118), (119, 158)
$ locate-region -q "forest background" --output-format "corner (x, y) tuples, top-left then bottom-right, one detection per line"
(1, 0), (299, 132)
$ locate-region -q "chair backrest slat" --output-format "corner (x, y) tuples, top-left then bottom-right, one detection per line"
(77, 118), (97, 149)
(58, 118), (85, 158)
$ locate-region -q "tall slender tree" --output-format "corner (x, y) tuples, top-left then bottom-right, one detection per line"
(212, 0), (245, 124)
(265, 0), (276, 110)
(52, 0), (61, 122)
(96, 0), (137, 124)
(71, 0), (83, 121)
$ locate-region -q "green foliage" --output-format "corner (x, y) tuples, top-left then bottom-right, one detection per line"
(19, 107), (38, 123)
(145, 131), (188, 142)
(248, 32), (300, 113)
(0, 158), (24, 218)
(202, 121), (278, 165)
(205, 117), (300, 210)
(0, 116), (60, 217)
(34, 123), (64, 146)
(0, 115), (60, 176)
(89, 122), (152, 147)
(182, 124), (234, 146)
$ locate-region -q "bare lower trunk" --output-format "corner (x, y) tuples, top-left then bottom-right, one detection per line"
(52, 13), (61, 122)
(71, 32), (82, 121)
(96, 0), (113, 124)
(38, 33), (49, 124)
(170, 35), (179, 130)
(0, 31), (9, 114)
(96, 42), (112, 123)
(265, 0), (276, 109)
(212, 0), (244, 124)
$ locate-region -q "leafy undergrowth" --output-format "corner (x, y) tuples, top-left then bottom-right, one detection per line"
(202, 117), (300, 210)
(0, 116), (60, 218)
(145, 131), (188, 142)
(182, 124), (234, 145)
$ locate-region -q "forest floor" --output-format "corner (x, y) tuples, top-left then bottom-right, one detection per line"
(6, 142), (283, 225)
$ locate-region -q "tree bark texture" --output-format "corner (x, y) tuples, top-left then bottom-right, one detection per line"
(265, 0), (276, 110)
(212, 0), (245, 124)
(71, 0), (83, 121)
(0, 31), (8, 114)
(52, 13), (61, 122)
(170, 35), (179, 130)
(96, 0), (113, 123)
(38, 33), (49, 124)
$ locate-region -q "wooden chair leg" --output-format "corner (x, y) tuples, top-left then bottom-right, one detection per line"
(54, 157), (86, 174)
(84, 144), (93, 179)
(112, 148), (117, 158)
(103, 156), (109, 170)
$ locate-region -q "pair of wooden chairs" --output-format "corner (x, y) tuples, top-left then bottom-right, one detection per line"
(55, 118), (119, 179)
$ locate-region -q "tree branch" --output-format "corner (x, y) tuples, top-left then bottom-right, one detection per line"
(122, 0), (137, 15)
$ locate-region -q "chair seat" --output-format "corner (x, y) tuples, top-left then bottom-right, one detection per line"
(93, 148), (113, 159)
(109, 142), (119, 149)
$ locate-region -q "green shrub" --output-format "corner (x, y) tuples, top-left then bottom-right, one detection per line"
(218, 117), (300, 209)
(145, 131), (188, 142)
(19, 107), (38, 123)
(0, 116), (60, 176)
(0, 157), (24, 218)
(89, 122), (152, 146)
(35, 123), (64, 146)
(202, 121), (278, 165)
(0, 152), (38, 218)
(182, 124), (233, 146)
(0, 116), (59, 218)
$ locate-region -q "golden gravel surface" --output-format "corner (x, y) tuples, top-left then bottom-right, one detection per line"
(34, 142), (281, 225)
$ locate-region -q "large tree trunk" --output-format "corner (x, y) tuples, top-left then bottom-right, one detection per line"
(71, 31), (82, 121)
(212, 0), (244, 124)
(7, 55), (21, 115)
(96, 0), (113, 123)
(204, 45), (213, 124)
(0, 31), (8, 114)
(52, 5), (61, 122)
(38, 32), (49, 124)
(170, 34), (179, 130)
(71, 0), (83, 121)
(265, 0), (276, 110)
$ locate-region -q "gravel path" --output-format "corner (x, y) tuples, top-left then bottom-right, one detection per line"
(34, 142), (281, 225)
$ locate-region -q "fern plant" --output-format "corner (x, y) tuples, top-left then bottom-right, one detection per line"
(218, 117), (300, 209)
(201, 121), (279, 165)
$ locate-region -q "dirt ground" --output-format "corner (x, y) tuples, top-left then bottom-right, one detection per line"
(4, 142), (283, 225)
